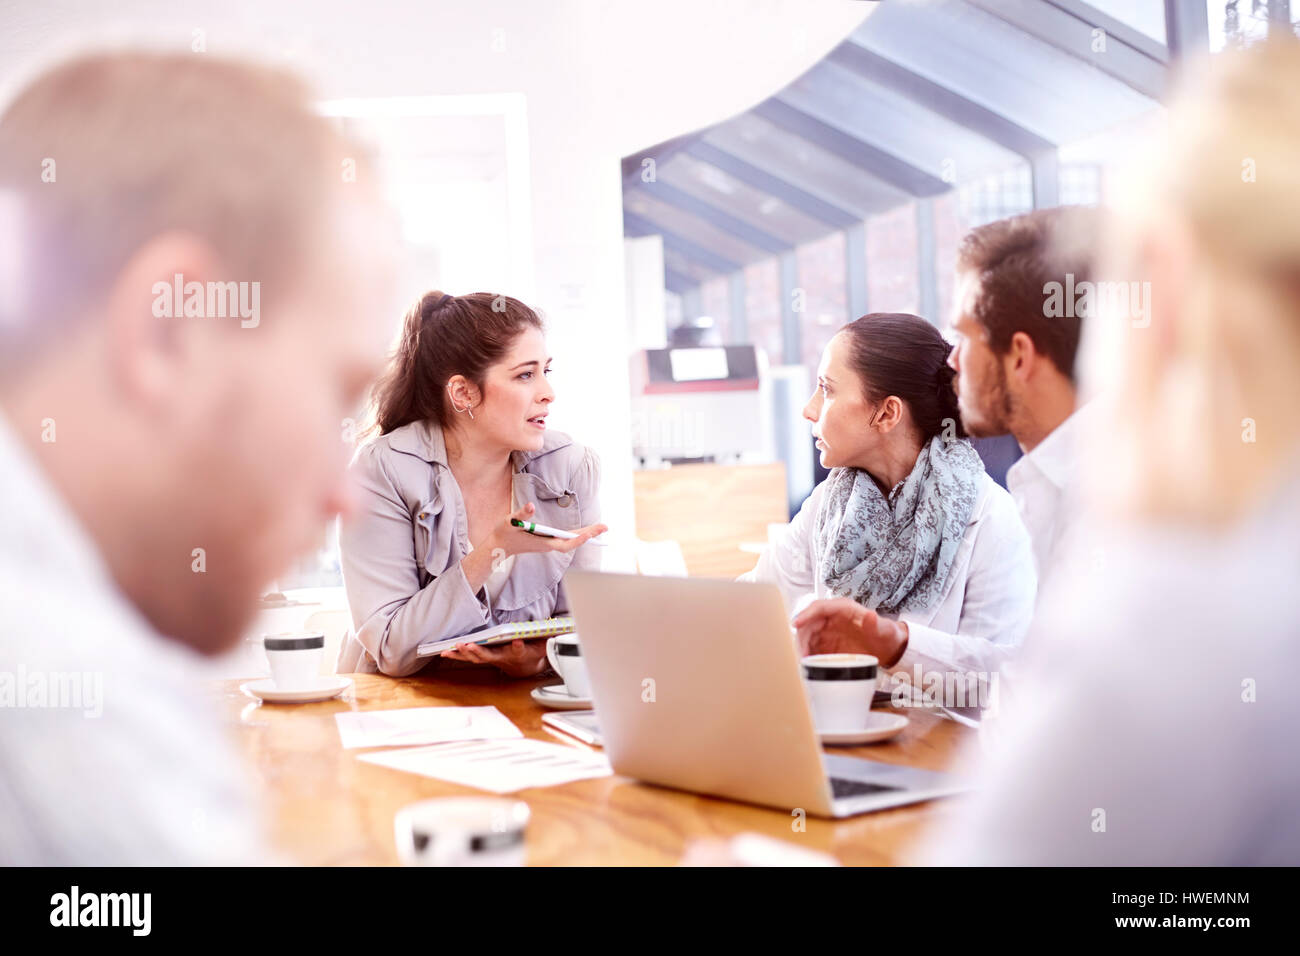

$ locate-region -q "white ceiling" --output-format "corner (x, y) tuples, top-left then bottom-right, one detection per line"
(0, 0), (876, 157)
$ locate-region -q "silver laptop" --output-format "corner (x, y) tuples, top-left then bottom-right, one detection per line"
(564, 571), (969, 818)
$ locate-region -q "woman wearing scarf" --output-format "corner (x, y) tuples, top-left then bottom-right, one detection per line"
(743, 312), (1035, 698)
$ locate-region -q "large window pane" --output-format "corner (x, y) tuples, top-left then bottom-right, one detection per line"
(933, 191), (964, 329)
(744, 258), (783, 365)
(866, 203), (919, 315)
(699, 275), (732, 343)
(1208, 0), (1300, 51)
(796, 231), (847, 370)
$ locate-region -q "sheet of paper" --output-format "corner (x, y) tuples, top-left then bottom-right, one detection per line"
(335, 706), (522, 749)
(357, 738), (612, 793)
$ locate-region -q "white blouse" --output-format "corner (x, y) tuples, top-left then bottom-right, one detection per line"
(741, 471), (1037, 681)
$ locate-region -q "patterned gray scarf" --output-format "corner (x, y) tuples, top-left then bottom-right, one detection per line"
(813, 436), (984, 615)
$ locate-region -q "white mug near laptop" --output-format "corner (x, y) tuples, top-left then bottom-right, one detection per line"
(802, 654), (878, 732)
(545, 634), (590, 698)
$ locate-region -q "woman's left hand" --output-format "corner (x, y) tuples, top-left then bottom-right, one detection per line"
(440, 638), (550, 677)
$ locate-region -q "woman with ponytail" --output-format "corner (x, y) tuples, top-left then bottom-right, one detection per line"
(742, 312), (1035, 696)
(337, 291), (606, 677)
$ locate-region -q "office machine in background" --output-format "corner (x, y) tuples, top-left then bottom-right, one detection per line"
(630, 344), (769, 466)
(630, 345), (815, 511)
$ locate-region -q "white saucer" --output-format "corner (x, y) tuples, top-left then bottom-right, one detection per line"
(818, 712), (909, 745)
(240, 676), (352, 704)
(531, 684), (593, 710)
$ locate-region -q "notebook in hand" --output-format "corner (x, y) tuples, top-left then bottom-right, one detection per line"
(416, 617), (576, 657)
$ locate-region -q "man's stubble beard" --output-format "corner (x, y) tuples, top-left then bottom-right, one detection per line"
(962, 362), (1016, 439)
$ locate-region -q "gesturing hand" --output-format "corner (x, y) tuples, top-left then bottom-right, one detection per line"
(492, 501), (607, 558)
(791, 597), (909, 667)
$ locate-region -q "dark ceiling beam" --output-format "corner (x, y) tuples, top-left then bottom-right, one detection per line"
(621, 131), (697, 191)
(1047, 0), (1169, 60)
(1163, 0), (1209, 59)
(753, 98), (951, 197)
(623, 211), (741, 275)
(826, 40), (1063, 208)
(962, 0), (1166, 100)
(664, 268), (696, 295)
(630, 181), (791, 255)
(683, 140), (862, 229)
(827, 41), (1058, 155)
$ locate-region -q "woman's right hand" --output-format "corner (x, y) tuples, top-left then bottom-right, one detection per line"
(489, 501), (607, 559)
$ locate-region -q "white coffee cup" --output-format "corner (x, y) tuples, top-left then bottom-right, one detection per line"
(801, 654), (879, 732)
(545, 634), (589, 698)
(263, 632), (325, 690)
(395, 797), (530, 867)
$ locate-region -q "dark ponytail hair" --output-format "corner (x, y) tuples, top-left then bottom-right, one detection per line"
(370, 290), (543, 436)
(840, 312), (966, 441)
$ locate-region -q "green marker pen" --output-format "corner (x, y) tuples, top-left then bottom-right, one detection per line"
(511, 518), (580, 539)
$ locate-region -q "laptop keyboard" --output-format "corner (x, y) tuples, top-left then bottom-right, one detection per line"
(830, 777), (902, 799)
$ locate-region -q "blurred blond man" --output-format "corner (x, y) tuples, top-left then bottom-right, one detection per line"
(0, 52), (398, 864)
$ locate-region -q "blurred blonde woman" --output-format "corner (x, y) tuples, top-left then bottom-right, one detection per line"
(918, 38), (1300, 865)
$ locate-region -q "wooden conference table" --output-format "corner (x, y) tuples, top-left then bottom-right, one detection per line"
(217, 669), (973, 865)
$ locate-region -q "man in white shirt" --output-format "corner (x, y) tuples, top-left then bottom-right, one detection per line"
(0, 52), (398, 863)
(793, 209), (1095, 674)
(946, 207), (1100, 589)
(999, 408), (1085, 587)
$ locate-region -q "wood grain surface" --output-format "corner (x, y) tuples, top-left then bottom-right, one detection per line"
(218, 669), (973, 865)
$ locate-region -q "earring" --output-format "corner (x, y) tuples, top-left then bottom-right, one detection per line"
(446, 384), (475, 420)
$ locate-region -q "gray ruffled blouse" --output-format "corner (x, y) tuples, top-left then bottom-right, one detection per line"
(336, 420), (601, 676)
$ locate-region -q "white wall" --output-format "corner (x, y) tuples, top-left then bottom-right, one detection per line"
(0, 0), (875, 533)
(625, 236), (668, 352)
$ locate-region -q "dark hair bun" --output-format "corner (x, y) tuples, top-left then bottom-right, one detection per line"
(842, 312), (967, 441)
(419, 290), (452, 324)
(934, 362), (965, 439)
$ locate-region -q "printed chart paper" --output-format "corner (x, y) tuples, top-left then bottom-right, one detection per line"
(358, 738), (612, 792)
(335, 706), (522, 749)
